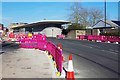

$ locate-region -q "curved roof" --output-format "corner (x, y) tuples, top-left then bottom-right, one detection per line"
(39, 20), (70, 23)
(12, 20), (70, 29)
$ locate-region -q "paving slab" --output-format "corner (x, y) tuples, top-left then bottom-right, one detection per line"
(2, 48), (56, 78)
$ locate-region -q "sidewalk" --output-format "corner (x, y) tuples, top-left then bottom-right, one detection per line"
(2, 48), (57, 78)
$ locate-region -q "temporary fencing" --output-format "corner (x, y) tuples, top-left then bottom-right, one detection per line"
(78, 35), (87, 40)
(19, 34), (63, 74)
(56, 35), (65, 39)
(78, 35), (120, 44)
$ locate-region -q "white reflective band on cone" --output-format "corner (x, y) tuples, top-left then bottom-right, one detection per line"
(68, 60), (74, 72)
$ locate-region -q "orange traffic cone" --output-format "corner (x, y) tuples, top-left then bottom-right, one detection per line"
(58, 43), (65, 62)
(67, 54), (75, 80)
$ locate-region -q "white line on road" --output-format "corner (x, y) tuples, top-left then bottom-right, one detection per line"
(101, 50), (118, 55)
(81, 44), (118, 55)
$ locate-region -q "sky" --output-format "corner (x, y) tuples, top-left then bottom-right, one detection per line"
(1, 1), (119, 27)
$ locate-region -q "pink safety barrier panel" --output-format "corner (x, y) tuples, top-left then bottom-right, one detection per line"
(46, 41), (62, 73)
(78, 35), (88, 40)
(55, 47), (62, 73)
(56, 35), (65, 39)
(19, 34), (63, 73)
(46, 41), (56, 59)
(79, 35), (120, 43)
(87, 35), (93, 41)
(107, 36), (120, 42)
(37, 40), (47, 51)
(78, 35), (85, 40)
(100, 35), (108, 42)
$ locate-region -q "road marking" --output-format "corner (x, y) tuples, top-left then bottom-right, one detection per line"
(81, 44), (118, 55)
(109, 49), (119, 53)
(101, 50), (118, 54)
(90, 47), (92, 48)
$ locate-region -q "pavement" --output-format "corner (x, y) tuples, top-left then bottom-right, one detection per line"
(1, 48), (57, 78)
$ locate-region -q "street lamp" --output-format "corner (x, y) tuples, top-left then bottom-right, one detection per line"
(118, 1), (120, 21)
(105, 0), (106, 28)
(104, 0), (107, 33)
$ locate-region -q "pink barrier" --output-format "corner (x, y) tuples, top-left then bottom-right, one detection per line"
(56, 35), (65, 39)
(107, 36), (120, 42)
(55, 47), (62, 73)
(37, 40), (47, 50)
(79, 35), (120, 43)
(78, 35), (85, 40)
(19, 39), (35, 48)
(46, 41), (56, 58)
(19, 34), (63, 73)
(93, 35), (101, 41)
(87, 35), (93, 41)
(32, 34), (47, 41)
(46, 41), (62, 72)
(100, 35), (108, 42)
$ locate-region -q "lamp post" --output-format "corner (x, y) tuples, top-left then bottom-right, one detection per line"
(118, 1), (120, 21)
(104, 0), (107, 33)
(105, 0), (106, 27)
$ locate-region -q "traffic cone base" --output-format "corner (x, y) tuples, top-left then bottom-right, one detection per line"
(67, 71), (75, 79)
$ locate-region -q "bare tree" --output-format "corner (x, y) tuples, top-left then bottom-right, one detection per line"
(89, 8), (104, 26)
(68, 2), (104, 29)
(68, 2), (82, 24)
(78, 7), (90, 27)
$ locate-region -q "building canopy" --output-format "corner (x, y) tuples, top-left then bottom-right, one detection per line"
(12, 20), (70, 29)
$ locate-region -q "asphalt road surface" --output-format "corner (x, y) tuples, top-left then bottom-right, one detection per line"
(1, 42), (20, 54)
(47, 38), (120, 78)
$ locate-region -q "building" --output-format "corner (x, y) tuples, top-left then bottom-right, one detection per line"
(67, 20), (120, 39)
(10, 20), (70, 37)
(92, 20), (120, 35)
(9, 23), (28, 32)
(67, 30), (86, 39)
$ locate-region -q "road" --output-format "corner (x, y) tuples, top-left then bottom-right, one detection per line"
(47, 38), (119, 78)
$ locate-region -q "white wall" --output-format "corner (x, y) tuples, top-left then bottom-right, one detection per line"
(42, 27), (62, 37)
